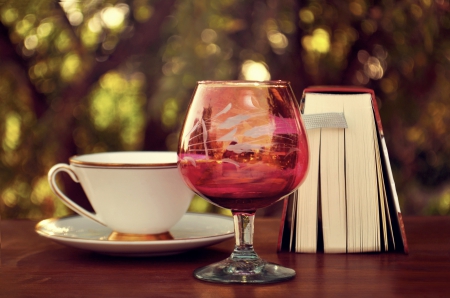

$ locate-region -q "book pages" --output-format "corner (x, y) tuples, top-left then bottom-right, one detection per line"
(373, 119), (390, 251)
(317, 98), (347, 253)
(342, 94), (380, 252)
(298, 93), (382, 253)
(296, 126), (320, 253)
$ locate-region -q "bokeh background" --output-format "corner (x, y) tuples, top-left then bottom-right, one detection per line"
(1, 0), (450, 220)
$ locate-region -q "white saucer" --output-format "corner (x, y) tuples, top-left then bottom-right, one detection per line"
(35, 213), (234, 257)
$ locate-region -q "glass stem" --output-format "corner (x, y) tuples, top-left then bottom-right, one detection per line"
(231, 211), (260, 261)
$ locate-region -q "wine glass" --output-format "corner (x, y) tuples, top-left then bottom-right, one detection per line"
(177, 80), (309, 283)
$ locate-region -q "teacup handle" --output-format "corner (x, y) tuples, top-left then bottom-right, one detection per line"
(48, 164), (105, 225)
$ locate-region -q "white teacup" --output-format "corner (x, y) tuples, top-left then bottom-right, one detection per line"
(48, 151), (193, 237)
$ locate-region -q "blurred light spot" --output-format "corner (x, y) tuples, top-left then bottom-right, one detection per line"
(302, 36), (312, 51)
(30, 177), (53, 205)
(33, 61), (48, 77)
(414, 52), (427, 67)
(100, 72), (125, 91)
(410, 4), (423, 19)
(162, 98), (179, 128)
(330, 42), (344, 61)
(24, 34), (39, 50)
(167, 34), (182, 44)
(364, 56), (384, 80)
(357, 50), (369, 63)
(102, 35), (119, 51)
(373, 44), (388, 60)
(361, 20), (377, 35)
(162, 58), (186, 76)
(195, 44), (207, 58)
(15, 18), (33, 36)
(2, 188), (17, 207)
(162, 62), (173, 76)
(88, 16), (103, 33)
(182, 74), (196, 88)
(334, 29), (347, 44)
(380, 78), (397, 94)
(354, 70), (369, 85)
(311, 28), (330, 53)
(421, 0), (432, 7)
(118, 97), (145, 147)
(224, 19), (246, 32)
(134, 4), (154, 23)
(81, 27), (99, 48)
(68, 11), (84, 26)
(1, 8), (19, 24)
(299, 9), (314, 24)
(265, 18), (278, 31)
(438, 192), (450, 215)
(101, 6), (127, 29)
(393, 10), (406, 26)
(393, 31), (405, 45)
(38, 79), (56, 94)
(91, 92), (115, 130)
(3, 112), (21, 151)
(267, 30), (288, 54)
(206, 43), (220, 55)
(241, 60), (271, 81)
(400, 58), (414, 75)
(61, 54), (81, 81)
(370, 7), (383, 19)
(349, 2), (363, 16)
(22, 47), (34, 57)
(89, 70), (146, 147)
(59, 0), (77, 12)
(223, 47), (233, 60)
(406, 127), (425, 144)
(302, 28), (330, 53)
(37, 22), (53, 37)
(56, 32), (71, 52)
(346, 27), (359, 42)
(201, 28), (217, 43)
(280, 20), (295, 34)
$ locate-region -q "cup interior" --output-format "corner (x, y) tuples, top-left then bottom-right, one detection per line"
(69, 151), (177, 167)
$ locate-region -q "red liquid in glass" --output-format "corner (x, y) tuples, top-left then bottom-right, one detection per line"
(179, 151), (308, 210)
(178, 83), (309, 211)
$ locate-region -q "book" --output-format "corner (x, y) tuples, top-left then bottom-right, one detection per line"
(278, 86), (408, 254)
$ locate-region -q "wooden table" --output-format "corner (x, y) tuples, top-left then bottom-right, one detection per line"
(2, 216), (450, 297)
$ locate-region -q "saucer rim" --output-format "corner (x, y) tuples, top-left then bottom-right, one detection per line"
(35, 212), (234, 245)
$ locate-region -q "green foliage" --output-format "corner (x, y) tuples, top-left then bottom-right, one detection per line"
(1, 0), (450, 219)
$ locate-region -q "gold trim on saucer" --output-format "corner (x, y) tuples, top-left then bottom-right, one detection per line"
(108, 231), (174, 241)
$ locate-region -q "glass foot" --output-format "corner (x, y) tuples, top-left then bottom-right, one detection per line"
(193, 257), (295, 284)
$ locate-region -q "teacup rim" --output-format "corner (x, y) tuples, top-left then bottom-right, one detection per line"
(69, 151), (177, 168)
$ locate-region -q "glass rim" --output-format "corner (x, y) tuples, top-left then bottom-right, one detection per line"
(197, 80), (290, 86)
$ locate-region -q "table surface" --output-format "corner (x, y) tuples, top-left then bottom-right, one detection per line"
(2, 216), (450, 297)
